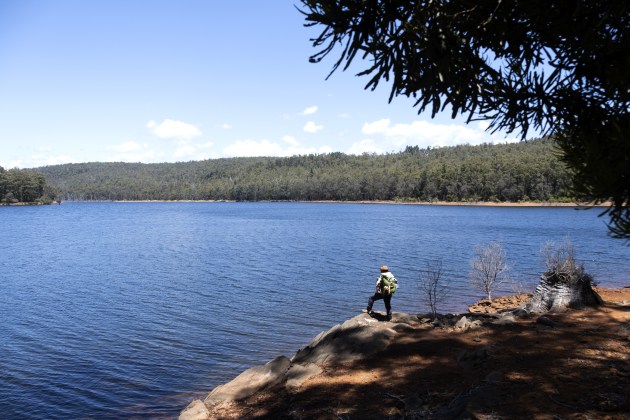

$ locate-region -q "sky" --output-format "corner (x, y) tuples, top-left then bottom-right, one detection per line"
(0, 0), (521, 169)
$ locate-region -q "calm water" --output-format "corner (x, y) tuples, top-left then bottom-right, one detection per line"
(1, 202), (628, 418)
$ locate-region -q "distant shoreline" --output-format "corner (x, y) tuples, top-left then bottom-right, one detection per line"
(97, 199), (611, 208)
(2, 201), (59, 206)
(301, 200), (610, 207)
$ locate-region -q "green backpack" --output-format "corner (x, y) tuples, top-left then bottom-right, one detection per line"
(383, 274), (398, 294)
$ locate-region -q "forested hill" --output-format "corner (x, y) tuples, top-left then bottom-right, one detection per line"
(34, 138), (574, 203)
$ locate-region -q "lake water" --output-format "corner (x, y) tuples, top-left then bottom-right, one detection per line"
(1, 202), (628, 418)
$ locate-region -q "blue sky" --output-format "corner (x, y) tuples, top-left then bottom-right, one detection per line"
(0, 0), (520, 169)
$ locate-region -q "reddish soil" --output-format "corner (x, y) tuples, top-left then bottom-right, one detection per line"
(206, 287), (630, 419)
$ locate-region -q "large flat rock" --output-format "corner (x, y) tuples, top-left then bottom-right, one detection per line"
(291, 313), (398, 365)
(204, 355), (291, 405)
(179, 399), (209, 420)
(285, 363), (323, 389)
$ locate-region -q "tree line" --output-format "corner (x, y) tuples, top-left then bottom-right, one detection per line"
(0, 166), (52, 204)
(33, 138), (574, 203)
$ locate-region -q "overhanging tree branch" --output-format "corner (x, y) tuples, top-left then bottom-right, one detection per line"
(300, 0), (630, 239)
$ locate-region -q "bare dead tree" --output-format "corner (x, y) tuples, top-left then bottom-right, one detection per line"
(419, 259), (446, 319)
(542, 240), (581, 279)
(469, 242), (511, 301)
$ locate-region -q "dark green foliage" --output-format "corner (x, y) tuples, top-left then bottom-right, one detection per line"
(300, 0), (630, 238)
(556, 116), (630, 239)
(34, 138), (573, 203)
(0, 166), (51, 204)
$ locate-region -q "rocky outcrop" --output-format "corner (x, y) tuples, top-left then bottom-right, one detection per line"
(178, 308), (524, 419)
(178, 290), (630, 419)
(179, 400), (209, 420)
(204, 356), (291, 405)
(179, 311), (422, 419)
(291, 314), (399, 365)
(285, 363), (322, 389)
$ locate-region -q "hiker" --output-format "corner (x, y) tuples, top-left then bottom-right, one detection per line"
(366, 265), (397, 320)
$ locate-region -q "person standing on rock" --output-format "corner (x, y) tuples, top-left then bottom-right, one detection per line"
(366, 265), (397, 320)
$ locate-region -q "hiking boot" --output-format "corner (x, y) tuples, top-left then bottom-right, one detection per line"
(386, 312), (392, 321)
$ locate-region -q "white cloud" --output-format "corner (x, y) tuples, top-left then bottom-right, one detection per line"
(3, 147), (75, 168)
(301, 105), (318, 115)
(217, 123), (232, 129)
(111, 141), (145, 153)
(223, 139), (284, 157)
(360, 118), (517, 149)
(108, 141), (158, 162)
(147, 119), (202, 139)
(109, 138), (217, 163)
(347, 139), (383, 155)
(197, 141), (214, 150)
(174, 143), (197, 160)
(174, 140), (215, 161)
(477, 120), (491, 131)
(1, 160), (21, 168)
(282, 135), (299, 146)
(362, 119), (392, 135)
(303, 121), (323, 133)
(222, 138), (332, 158)
(21, 154), (75, 168)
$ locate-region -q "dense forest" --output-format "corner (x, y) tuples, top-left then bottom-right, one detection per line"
(0, 166), (53, 204)
(33, 138), (574, 203)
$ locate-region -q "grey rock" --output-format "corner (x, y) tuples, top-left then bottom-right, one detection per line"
(285, 363), (323, 389)
(391, 322), (416, 332)
(291, 314), (397, 365)
(536, 315), (559, 327)
(393, 313), (422, 325)
(431, 319), (445, 328)
(454, 316), (482, 332)
(178, 399), (209, 420)
(454, 315), (471, 331)
(204, 355), (291, 405)
(493, 314), (517, 325)
(511, 308), (530, 318)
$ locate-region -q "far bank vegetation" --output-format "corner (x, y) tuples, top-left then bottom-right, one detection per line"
(0, 166), (55, 205)
(35, 138), (573, 203)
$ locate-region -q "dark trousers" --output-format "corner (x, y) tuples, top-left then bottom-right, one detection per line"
(367, 291), (392, 314)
